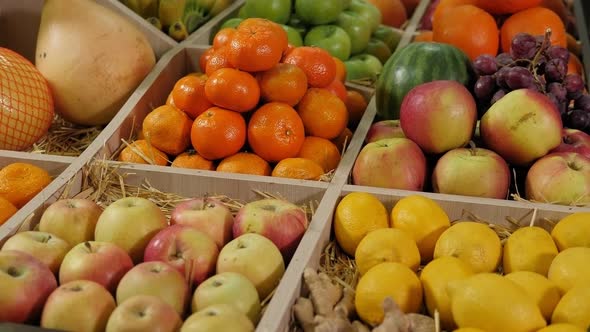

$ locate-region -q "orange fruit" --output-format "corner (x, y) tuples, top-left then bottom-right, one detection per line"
(367, 0), (407, 28)
(217, 152), (272, 176)
(119, 139), (169, 166)
(191, 107), (246, 160)
(142, 104), (192, 156)
(199, 47), (216, 73)
(500, 7), (567, 53)
(283, 46), (337, 88)
(414, 30), (434, 42)
(247, 102), (305, 163)
(271, 158), (325, 180)
(478, 0), (543, 14)
(297, 136), (341, 173)
(297, 88), (348, 140)
(213, 28), (236, 49)
(205, 46), (234, 76)
(204, 68), (260, 113)
(325, 78), (348, 103)
(171, 150), (215, 170)
(433, 4), (499, 60)
(433, 0), (478, 27)
(259, 63), (308, 106)
(0, 196), (17, 225)
(0, 163), (52, 208)
(332, 127), (354, 153)
(170, 74), (212, 119)
(568, 52), (583, 76)
(333, 56), (347, 82)
(228, 18), (288, 72)
(345, 90), (369, 128)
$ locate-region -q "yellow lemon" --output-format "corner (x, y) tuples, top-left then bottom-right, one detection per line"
(355, 228), (420, 275)
(334, 192), (389, 256)
(548, 247), (590, 294)
(355, 262), (422, 326)
(390, 194), (450, 261)
(448, 273), (546, 332)
(433, 221), (502, 273)
(420, 256), (474, 330)
(538, 323), (586, 332)
(551, 283), (590, 329)
(551, 212), (590, 251)
(503, 226), (558, 276)
(504, 271), (561, 320)
(453, 329), (487, 332)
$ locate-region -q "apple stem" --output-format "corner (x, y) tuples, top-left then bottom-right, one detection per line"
(43, 235), (52, 243)
(468, 141), (477, 156)
(84, 241), (92, 253)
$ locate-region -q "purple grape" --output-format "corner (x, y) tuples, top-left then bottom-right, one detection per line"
(535, 35), (550, 52)
(534, 55), (548, 75)
(574, 94), (590, 112)
(564, 74), (585, 99)
(495, 67), (511, 89)
(491, 89), (507, 104)
(546, 92), (561, 111)
(566, 109), (590, 130)
(510, 33), (538, 60)
(473, 55), (498, 75)
(547, 82), (567, 102)
(544, 58), (567, 82)
(506, 67), (534, 90)
(496, 53), (514, 67)
(474, 75), (496, 100)
(545, 46), (570, 63)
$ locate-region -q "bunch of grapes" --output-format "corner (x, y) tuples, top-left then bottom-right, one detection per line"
(472, 30), (590, 132)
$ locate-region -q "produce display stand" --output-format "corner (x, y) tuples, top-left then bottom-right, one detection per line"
(2, 0), (590, 331)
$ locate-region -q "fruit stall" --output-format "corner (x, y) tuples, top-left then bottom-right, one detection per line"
(1, 0), (590, 331)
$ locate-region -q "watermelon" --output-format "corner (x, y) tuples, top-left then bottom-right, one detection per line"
(376, 42), (474, 120)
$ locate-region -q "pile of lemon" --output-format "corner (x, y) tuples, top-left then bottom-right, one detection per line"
(333, 192), (590, 332)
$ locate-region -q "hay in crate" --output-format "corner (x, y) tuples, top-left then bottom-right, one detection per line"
(27, 115), (102, 157)
(58, 158), (318, 313)
(289, 204), (559, 332)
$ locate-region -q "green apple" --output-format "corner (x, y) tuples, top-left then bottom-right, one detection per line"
(216, 233), (285, 300)
(348, 0), (382, 33)
(282, 24), (303, 46)
(372, 24), (403, 52)
(304, 25), (351, 61)
(220, 18), (244, 30)
(287, 13), (307, 36)
(336, 11), (371, 55)
(181, 304), (254, 332)
(342, 0), (352, 9)
(192, 272), (261, 323)
(295, 0), (343, 25)
(344, 53), (383, 80)
(240, 0), (292, 24)
(365, 38), (392, 64)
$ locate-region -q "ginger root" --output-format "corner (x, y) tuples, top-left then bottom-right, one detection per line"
(293, 268), (435, 332)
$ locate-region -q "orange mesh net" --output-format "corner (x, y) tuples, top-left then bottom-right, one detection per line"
(0, 47), (54, 151)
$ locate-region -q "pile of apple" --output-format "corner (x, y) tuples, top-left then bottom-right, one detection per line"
(354, 80), (590, 206)
(0, 195), (309, 331)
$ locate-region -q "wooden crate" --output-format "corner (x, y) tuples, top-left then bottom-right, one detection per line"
(79, 45), (374, 186)
(0, 158), (329, 332)
(263, 183), (590, 332)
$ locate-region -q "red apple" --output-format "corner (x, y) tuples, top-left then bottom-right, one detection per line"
(217, 233), (285, 300)
(480, 89), (562, 166)
(352, 137), (427, 190)
(432, 147), (511, 199)
(0, 250), (57, 323)
(1, 231), (69, 274)
(550, 128), (590, 159)
(400, 80), (477, 154)
(525, 152), (590, 205)
(39, 198), (103, 247)
(41, 280), (116, 332)
(95, 197), (167, 263)
(365, 120), (406, 144)
(144, 225), (219, 287)
(116, 261), (190, 316)
(233, 198), (308, 260)
(106, 295), (182, 332)
(59, 241), (134, 293)
(170, 197), (234, 249)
